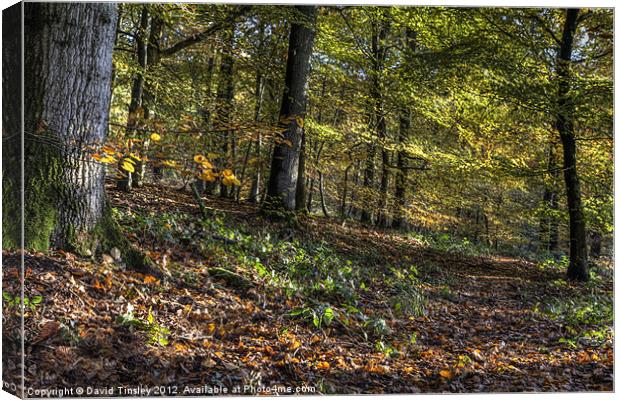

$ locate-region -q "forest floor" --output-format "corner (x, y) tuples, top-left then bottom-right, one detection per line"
(2, 183), (614, 395)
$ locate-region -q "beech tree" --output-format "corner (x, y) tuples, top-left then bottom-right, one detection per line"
(264, 6), (318, 212)
(15, 3), (119, 252)
(556, 8), (588, 281)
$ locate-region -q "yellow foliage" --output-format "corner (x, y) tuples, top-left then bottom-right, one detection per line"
(295, 115), (304, 128)
(121, 161), (135, 173)
(102, 146), (116, 155)
(194, 154), (206, 163)
(201, 160), (214, 169)
(222, 175), (241, 187)
(439, 369), (454, 379)
(150, 133), (161, 142)
(316, 361), (330, 370)
(199, 170), (217, 182)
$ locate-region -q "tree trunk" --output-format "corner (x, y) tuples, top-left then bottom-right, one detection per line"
(590, 232), (602, 259)
(295, 128), (308, 211)
(319, 171), (329, 217)
(217, 27), (235, 198)
(249, 25), (266, 203)
(117, 6), (149, 192)
(362, 16), (389, 225)
(556, 8), (588, 281)
(265, 6), (317, 213)
(539, 143), (560, 251)
(393, 110), (410, 229)
(22, 3), (117, 252)
(341, 164), (352, 218)
(2, 3), (23, 250)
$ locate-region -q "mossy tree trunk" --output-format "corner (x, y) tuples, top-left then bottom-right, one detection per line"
(2, 4), (23, 250)
(19, 3), (117, 252)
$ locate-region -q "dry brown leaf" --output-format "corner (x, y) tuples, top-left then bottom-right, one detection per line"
(31, 321), (60, 345)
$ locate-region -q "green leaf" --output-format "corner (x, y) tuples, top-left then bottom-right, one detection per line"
(323, 307), (334, 325)
(31, 295), (43, 305)
(147, 307), (155, 325)
(312, 312), (321, 328)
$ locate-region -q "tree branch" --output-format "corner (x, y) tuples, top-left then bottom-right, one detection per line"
(160, 5), (252, 57)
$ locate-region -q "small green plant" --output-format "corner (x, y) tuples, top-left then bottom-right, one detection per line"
(3, 291), (42, 311)
(117, 304), (170, 346)
(289, 305), (335, 329)
(533, 292), (613, 346)
(375, 340), (399, 358)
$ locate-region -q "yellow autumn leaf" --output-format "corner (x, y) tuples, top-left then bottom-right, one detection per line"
(222, 175), (241, 187)
(129, 152), (141, 161)
(222, 169), (234, 177)
(207, 322), (216, 334)
(91, 153), (102, 161)
(194, 154), (206, 163)
(102, 145), (116, 155)
(150, 133), (161, 142)
(295, 115), (304, 128)
(201, 160), (214, 169)
(316, 361), (330, 370)
(222, 177), (234, 187)
(200, 171), (216, 182)
(143, 275), (159, 284)
(174, 343), (189, 351)
(99, 155), (116, 164)
(162, 160), (178, 168)
(121, 161), (135, 173)
(439, 369), (454, 379)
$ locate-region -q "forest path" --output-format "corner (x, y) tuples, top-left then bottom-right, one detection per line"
(2, 184), (612, 394)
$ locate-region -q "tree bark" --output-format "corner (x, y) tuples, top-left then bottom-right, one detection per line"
(556, 8), (589, 281)
(392, 110), (410, 229)
(117, 6), (149, 192)
(265, 6), (317, 213)
(2, 3), (23, 250)
(217, 27), (235, 198)
(539, 143), (560, 251)
(249, 23), (266, 203)
(319, 171), (329, 217)
(362, 16), (389, 225)
(22, 3), (117, 251)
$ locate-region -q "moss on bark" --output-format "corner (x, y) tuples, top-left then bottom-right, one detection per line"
(91, 206), (154, 272)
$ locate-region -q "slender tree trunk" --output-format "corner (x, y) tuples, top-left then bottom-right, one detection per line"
(393, 110), (410, 229)
(22, 3), (117, 251)
(539, 143), (560, 251)
(117, 6), (149, 191)
(590, 232), (602, 258)
(249, 74), (264, 202)
(556, 8), (588, 281)
(248, 25), (266, 203)
(319, 171), (329, 217)
(217, 27), (235, 198)
(341, 164), (352, 218)
(265, 6), (317, 212)
(362, 17), (389, 225)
